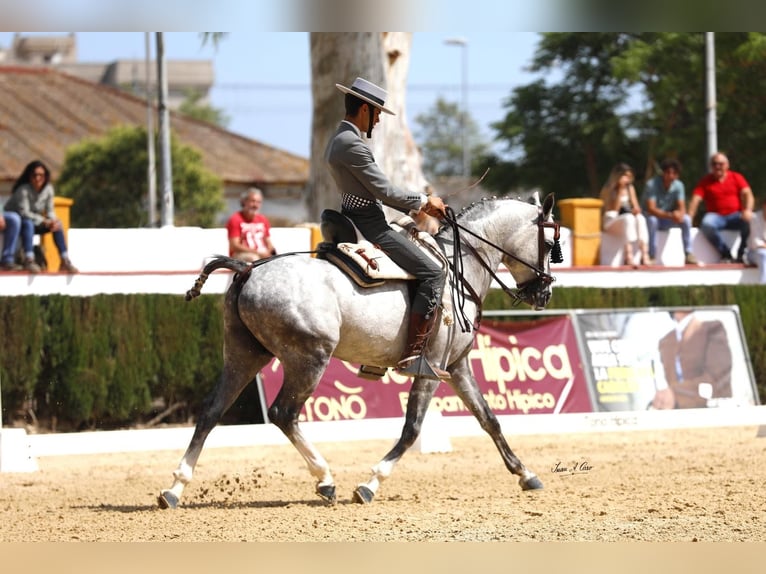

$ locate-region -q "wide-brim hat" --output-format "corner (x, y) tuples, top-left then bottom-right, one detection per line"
(336, 77), (395, 115)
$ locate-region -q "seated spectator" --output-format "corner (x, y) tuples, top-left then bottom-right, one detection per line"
(746, 196), (766, 283)
(226, 187), (276, 262)
(1, 208), (22, 271)
(600, 163), (650, 266)
(688, 152), (754, 263)
(642, 159), (698, 265)
(4, 160), (78, 274)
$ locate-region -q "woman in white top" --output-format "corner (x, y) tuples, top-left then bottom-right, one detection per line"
(746, 196), (766, 283)
(600, 163), (650, 266)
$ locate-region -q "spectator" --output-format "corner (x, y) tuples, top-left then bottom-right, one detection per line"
(651, 310), (732, 409)
(600, 162), (650, 266)
(326, 77), (450, 380)
(642, 159), (698, 265)
(688, 152), (754, 263)
(226, 187), (276, 262)
(4, 160), (78, 274)
(1, 208), (22, 271)
(746, 195), (766, 283)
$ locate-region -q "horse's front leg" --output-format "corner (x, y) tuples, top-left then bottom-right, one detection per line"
(269, 354), (337, 504)
(448, 356), (543, 491)
(353, 375), (442, 504)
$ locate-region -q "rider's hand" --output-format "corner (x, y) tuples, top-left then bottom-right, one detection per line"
(422, 196), (448, 219)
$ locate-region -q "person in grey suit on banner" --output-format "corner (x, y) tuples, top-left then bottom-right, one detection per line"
(325, 77), (450, 380)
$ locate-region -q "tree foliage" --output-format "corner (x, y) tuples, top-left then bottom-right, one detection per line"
(414, 97), (488, 178)
(481, 33), (766, 204)
(57, 125), (224, 228)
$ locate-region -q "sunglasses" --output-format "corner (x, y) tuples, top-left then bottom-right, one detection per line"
(711, 162), (725, 167)
(32, 172), (46, 178)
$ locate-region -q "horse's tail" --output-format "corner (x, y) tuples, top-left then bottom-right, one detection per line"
(186, 255), (252, 301)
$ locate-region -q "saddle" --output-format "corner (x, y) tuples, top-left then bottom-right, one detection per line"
(317, 209), (444, 288)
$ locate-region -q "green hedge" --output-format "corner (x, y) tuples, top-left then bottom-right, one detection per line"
(0, 294), (224, 430)
(1, 286), (763, 430)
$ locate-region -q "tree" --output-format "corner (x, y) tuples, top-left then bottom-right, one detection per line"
(481, 33), (644, 199)
(483, 33), (766, 203)
(414, 97), (488, 178)
(57, 125), (224, 228)
(178, 88), (230, 127)
(308, 32), (428, 222)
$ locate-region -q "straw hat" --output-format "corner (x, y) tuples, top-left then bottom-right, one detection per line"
(335, 77), (395, 115)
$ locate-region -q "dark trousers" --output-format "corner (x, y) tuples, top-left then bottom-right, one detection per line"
(343, 205), (444, 316)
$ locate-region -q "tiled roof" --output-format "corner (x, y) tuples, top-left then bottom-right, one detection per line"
(0, 66), (309, 185)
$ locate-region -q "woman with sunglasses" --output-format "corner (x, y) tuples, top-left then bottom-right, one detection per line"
(4, 160), (78, 274)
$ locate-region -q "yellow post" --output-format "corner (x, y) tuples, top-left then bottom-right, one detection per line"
(42, 197), (74, 272)
(558, 198), (603, 266)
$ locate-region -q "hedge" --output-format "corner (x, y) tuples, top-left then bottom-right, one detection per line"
(0, 286), (763, 430)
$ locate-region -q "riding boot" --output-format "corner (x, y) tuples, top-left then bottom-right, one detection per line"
(396, 312), (451, 380)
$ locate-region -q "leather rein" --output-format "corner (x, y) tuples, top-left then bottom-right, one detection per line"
(441, 204), (562, 333)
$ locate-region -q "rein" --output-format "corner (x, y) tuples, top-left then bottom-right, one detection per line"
(441, 203), (563, 333)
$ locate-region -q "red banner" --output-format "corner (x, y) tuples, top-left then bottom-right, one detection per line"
(259, 315), (591, 422)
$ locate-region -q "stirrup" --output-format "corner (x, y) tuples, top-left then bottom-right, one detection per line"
(357, 365), (388, 380)
(396, 356), (451, 380)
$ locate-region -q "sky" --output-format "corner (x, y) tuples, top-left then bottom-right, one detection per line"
(0, 31), (543, 159)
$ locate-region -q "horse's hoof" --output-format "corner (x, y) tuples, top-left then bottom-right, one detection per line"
(316, 484), (337, 505)
(519, 475), (544, 491)
(352, 485), (375, 504)
(158, 490), (179, 509)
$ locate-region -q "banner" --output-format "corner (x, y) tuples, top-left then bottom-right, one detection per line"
(574, 307), (758, 412)
(259, 315), (592, 422)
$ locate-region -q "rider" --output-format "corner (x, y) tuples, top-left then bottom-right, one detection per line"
(325, 77), (450, 380)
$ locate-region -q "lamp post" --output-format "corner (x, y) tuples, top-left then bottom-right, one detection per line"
(444, 37), (469, 177)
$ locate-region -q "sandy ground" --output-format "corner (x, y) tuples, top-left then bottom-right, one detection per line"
(1, 425), (765, 542)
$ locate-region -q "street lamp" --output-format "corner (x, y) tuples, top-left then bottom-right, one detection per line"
(444, 36), (469, 177)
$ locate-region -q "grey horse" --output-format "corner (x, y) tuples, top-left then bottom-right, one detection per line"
(159, 192), (560, 508)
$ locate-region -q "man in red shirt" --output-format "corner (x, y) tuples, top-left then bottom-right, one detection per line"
(226, 187), (276, 262)
(688, 152), (754, 263)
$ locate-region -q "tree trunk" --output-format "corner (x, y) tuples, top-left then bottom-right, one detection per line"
(308, 32), (426, 222)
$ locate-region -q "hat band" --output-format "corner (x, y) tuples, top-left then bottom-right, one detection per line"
(351, 86), (385, 107)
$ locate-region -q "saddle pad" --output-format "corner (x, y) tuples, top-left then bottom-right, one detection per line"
(336, 241), (415, 282)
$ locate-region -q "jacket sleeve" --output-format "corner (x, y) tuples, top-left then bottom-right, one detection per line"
(343, 138), (425, 213)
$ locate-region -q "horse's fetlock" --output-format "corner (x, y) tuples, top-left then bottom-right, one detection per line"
(173, 462), (193, 484)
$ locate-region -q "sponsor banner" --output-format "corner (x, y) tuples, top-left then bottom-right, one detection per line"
(574, 307), (758, 412)
(259, 315), (592, 422)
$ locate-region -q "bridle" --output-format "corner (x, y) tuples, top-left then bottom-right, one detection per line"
(441, 204), (563, 332)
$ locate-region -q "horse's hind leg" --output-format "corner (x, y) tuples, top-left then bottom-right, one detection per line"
(448, 356), (543, 491)
(354, 376), (442, 504)
(158, 321), (271, 509)
(268, 351), (337, 504)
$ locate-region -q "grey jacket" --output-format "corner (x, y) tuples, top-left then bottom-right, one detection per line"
(4, 182), (55, 226)
(325, 120), (425, 213)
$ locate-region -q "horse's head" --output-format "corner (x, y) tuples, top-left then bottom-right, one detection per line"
(499, 192), (561, 310)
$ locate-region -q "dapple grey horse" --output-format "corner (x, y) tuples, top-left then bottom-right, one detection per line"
(158, 192), (560, 508)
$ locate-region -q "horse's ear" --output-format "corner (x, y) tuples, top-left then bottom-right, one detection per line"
(528, 189), (541, 206)
(543, 193), (555, 217)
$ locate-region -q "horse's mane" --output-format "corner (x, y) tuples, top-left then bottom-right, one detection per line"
(454, 193), (535, 222)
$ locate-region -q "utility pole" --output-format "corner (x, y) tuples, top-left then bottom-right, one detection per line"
(445, 37), (470, 177)
(705, 32), (718, 162)
(145, 33), (157, 227)
(156, 32), (174, 227)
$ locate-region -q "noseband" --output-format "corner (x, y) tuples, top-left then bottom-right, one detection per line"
(443, 204), (562, 331)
